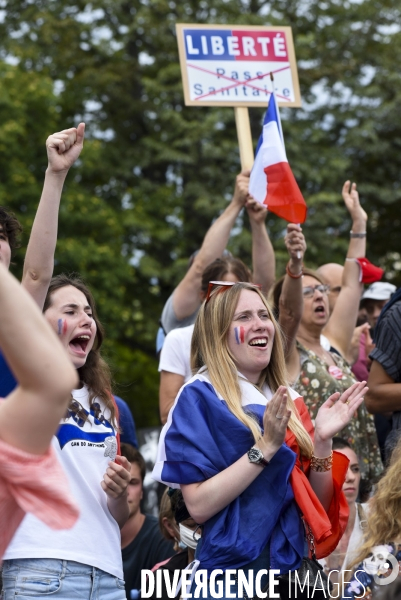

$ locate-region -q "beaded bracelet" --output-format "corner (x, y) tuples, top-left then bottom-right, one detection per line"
(310, 452), (333, 472)
(286, 261), (303, 279)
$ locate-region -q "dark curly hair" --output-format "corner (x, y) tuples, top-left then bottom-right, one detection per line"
(0, 207), (22, 253)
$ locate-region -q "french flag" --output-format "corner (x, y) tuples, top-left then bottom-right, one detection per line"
(249, 91), (307, 223)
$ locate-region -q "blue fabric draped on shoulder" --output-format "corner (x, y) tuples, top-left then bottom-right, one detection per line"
(153, 376), (305, 574)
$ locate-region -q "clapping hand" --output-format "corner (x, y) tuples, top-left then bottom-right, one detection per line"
(314, 381), (368, 443)
(260, 386), (291, 454)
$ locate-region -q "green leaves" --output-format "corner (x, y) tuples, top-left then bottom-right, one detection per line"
(1, 0), (401, 425)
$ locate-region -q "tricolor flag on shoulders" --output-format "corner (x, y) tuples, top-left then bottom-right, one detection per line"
(249, 91), (307, 223)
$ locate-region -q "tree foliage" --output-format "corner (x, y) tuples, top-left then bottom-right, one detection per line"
(0, 0), (400, 425)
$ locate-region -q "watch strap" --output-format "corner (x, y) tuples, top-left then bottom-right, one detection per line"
(248, 446), (269, 467)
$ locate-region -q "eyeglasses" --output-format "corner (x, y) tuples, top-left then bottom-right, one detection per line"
(302, 284), (330, 298)
(205, 281), (261, 303)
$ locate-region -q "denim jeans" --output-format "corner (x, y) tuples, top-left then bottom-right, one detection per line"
(1, 558), (126, 600)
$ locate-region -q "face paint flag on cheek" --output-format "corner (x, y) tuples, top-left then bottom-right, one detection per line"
(234, 326), (245, 345)
(58, 319), (68, 336)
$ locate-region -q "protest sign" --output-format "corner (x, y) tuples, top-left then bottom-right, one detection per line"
(176, 24), (301, 108)
(176, 24), (301, 169)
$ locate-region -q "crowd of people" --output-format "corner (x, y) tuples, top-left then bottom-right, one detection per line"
(1, 123), (401, 600)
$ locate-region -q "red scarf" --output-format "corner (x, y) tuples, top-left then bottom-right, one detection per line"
(285, 398), (349, 558)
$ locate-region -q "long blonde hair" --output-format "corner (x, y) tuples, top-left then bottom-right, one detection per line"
(349, 438), (401, 571)
(191, 282), (313, 457)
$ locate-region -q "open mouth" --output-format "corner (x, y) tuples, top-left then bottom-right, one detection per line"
(249, 338), (268, 348)
(69, 335), (91, 356)
(314, 305), (325, 314)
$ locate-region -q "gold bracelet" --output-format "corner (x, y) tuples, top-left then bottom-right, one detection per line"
(310, 452), (333, 472)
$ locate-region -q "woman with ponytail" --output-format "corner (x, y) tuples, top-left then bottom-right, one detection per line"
(153, 282), (368, 600)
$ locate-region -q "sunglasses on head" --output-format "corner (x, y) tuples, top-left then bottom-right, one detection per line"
(205, 281), (262, 303)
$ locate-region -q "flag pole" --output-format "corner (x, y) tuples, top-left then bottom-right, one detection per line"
(234, 107), (254, 171)
(271, 70), (302, 254)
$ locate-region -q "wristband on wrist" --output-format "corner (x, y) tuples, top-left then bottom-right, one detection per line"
(286, 261), (303, 279)
(310, 452), (333, 472)
(350, 231), (367, 238)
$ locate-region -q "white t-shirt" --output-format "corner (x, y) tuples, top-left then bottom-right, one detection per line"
(158, 324), (194, 383)
(160, 294), (197, 335)
(4, 386), (123, 580)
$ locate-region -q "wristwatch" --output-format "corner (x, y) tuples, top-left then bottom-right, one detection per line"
(247, 446), (269, 467)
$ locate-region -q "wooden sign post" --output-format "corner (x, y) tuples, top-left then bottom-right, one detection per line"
(176, 24), (301, 170)
(234, 107), (254, 171)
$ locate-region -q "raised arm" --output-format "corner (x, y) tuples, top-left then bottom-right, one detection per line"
(278, 224), (306, 378)
(323, 181), (367, 357)
(245, 198), (275, 296)
(171, 171), (248, 321)
(0, 263), (78, 455)
(22, 123), (85, 309)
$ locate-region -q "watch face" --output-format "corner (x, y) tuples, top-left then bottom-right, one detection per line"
(248, 447), (263, 463)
